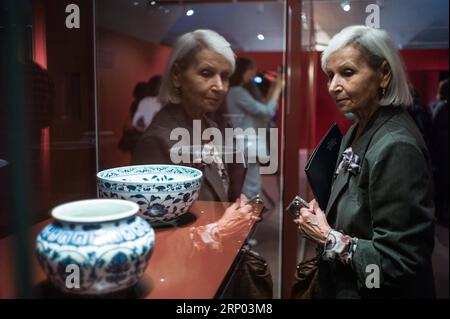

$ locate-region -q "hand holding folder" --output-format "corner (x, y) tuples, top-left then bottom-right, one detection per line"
(304, 123), (343, 210)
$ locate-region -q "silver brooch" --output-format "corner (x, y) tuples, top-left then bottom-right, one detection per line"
(335, 147), (361, 176)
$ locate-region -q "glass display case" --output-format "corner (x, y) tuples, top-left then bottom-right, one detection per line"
(0, 0), (448, 299)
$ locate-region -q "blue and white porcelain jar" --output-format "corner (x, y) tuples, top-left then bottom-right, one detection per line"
(36, 199), (155, 295)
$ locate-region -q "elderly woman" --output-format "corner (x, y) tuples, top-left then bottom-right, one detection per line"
(295, 26), (435, 298)
(132, 31), (270, 298)
(132, 29), (244, 202)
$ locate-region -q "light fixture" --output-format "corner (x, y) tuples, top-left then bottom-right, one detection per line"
(133, 1), (139, 6)
(186, 9), (194, 16)
(340, 0), (351, 12)
(253, 76), (263, 84)
(257, 34), (265, 41)
(149, 0), (156, 5)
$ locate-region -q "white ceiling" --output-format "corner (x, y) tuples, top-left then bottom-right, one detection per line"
(96, 0), (449, 51)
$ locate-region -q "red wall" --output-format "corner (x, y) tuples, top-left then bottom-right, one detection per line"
(235, 51), (283, 71)
(96, 28), (171, 169)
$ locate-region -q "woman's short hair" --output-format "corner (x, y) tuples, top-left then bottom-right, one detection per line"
(229, 57), (256, 87)
(158, 29), (235, 105)
(321, 25), (412, 107)
(147, 75), (162, 97)
(438, 79), (449, 101)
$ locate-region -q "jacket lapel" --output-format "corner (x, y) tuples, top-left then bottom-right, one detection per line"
(325, 106), (398, 216)
(202, 116), (229, 201)
(325, 124), (357, 215)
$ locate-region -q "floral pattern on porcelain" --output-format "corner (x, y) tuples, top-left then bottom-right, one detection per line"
(97, 165), (203, 223)
(36, 215), (155, 295)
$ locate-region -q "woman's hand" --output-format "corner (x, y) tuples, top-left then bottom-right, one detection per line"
(239, 193), (248, 207)
(274, 71), (284, 89)
(216, 198), (260, 239)
(189, 197), (260, 252)
(294, 199), (331, 245)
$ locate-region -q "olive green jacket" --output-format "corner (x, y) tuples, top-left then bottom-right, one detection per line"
(318, 106), (435, 298)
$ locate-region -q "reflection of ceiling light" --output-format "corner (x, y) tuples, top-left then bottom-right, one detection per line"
(186, 9), (194, 16)
(253, 76), (263, 84)
(133, 2), (139, 6)
(164, 9), (169, 14)
(257, 34), (265, 40)
(341, 0), (351, 12)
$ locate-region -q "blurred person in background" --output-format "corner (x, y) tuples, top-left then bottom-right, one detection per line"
(225, 57), (282, 198)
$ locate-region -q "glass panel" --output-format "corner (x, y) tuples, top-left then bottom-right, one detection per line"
(0, 1), (96, 235)
(95, 0), (286, 298)
(1, 0), (97, 297)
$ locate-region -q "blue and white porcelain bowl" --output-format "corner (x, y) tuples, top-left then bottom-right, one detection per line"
(96, 165), (203, 223)
(36, 199), (155, 295)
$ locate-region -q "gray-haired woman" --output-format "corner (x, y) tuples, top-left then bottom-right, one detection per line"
(133, 29), (243, 202)
(294, 25), (435, 298)
(132, 30), (272, 298)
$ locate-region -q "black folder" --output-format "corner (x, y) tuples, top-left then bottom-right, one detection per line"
(305, 123), (343, 210)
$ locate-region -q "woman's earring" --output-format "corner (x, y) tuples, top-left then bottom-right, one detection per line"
(381, 87), (386, 97)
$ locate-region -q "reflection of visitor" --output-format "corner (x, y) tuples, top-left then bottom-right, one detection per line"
(432, 79), (449, 226)
(118, 79), (154, 153)
(189, 196), (259, 251)
(147, 196), (265, 298)
(431, 79), (449, 115)
(132, 29), (245, 202)
(226, 57), (282, 197)
(132, 30), (272, 299)
(132, 75), (162, 132)
(129, 82), (150, 120)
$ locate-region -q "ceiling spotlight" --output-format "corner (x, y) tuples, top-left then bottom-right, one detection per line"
(186, 9), (194, 16)
(257, 34), (265, 41)
(341, 0), (351, 12)
(253, 76), (263, 84)
(133, 2), (139, 6)
(149, 0), (156, 5)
